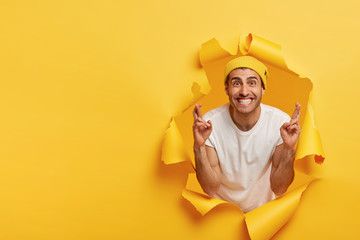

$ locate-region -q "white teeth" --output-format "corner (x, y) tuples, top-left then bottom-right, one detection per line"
(238, 99), (251, 104)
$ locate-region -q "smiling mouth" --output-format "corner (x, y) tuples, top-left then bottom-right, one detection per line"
(236, 98), (253, 105)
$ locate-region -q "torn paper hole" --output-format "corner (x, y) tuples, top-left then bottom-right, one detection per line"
(161, 33), (325, 240)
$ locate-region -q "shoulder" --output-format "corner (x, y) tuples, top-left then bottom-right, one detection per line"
(203, 103), (229, 121)
(261, 104), (291, 122)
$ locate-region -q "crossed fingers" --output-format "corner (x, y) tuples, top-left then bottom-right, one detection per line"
(193, 104), (203, 119)
(287, 103), (301, 132)
(290, 102), (301, 124)
(193, 104), (211, 128)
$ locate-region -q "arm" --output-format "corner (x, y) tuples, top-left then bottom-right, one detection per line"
(270, 144), (295, 196)
(270, 103), (301, 196)
(193, 104), (221, 196)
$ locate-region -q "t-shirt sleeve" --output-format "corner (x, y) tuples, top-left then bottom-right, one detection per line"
(205, 137), (214, 148)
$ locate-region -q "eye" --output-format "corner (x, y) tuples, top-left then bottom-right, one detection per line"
(233, 81), (241, 86)
(249, 80), (256, 86)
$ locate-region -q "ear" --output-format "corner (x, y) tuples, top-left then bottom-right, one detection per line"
(262, 87), (265, 96)
(225, 85), (229, 96)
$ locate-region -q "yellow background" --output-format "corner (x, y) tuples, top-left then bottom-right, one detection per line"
(0, 1), (359, 239)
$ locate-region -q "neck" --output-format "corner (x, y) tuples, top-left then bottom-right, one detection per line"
(229, 104), (261, 131)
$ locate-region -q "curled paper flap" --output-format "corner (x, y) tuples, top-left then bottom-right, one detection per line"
(182, 173), (237, 215)
(161, 33), (325, 239)
(245, 184), (309, 240)
(295, 90), (325, 163)
(200, 38), (235, 66)
(182, 189), (229, 216)
(240, 33), (288, 70)
(161, 118), (190, 164)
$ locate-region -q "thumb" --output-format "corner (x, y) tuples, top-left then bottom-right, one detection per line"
(281, 122), (290, 129)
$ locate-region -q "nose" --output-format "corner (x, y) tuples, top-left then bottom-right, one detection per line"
(239, 85), (249, 96)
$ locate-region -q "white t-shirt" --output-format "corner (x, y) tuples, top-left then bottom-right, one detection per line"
(203, 103), (290, 212)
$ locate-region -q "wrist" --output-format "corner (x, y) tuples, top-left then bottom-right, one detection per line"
(194, 143), (206, 152)
(282, 141), (295, 151)
(282, 144), (295, 160)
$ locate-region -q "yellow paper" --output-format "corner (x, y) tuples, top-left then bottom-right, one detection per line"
(295, 91), (325, 164)
(162, 118), (191, 164)
(240, 33), (288, 70)
(182, 173), (239, 215)
(245, 184), (309, 240)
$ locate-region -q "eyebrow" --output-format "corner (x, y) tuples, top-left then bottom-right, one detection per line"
(231, 76), (259, 81)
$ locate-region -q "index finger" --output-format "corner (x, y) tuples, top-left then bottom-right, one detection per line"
(195, 104), (203, 118)
(193, 104), (203, 120)
(291, 103), (301, 122)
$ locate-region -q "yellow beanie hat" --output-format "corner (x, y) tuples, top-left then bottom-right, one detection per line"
(224, 56), (268, 89)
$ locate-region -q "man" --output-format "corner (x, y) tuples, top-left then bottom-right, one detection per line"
(192, 56), (301, 213)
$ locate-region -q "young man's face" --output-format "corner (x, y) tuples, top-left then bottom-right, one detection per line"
(225, 68), (265, 116)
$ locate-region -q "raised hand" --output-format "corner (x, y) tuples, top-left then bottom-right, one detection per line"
(193, 104), (212, 148)
(280, 103), (301, 149)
